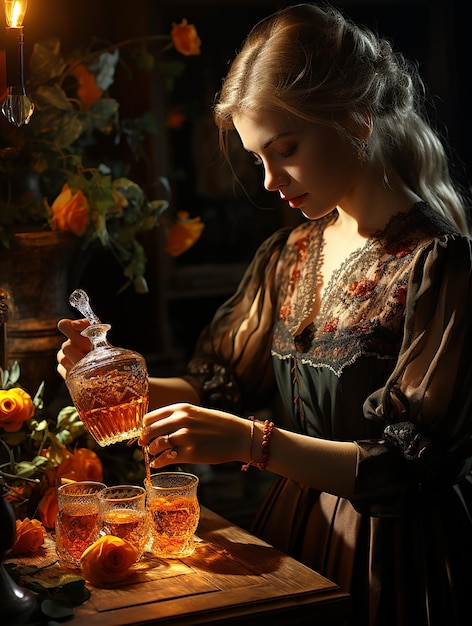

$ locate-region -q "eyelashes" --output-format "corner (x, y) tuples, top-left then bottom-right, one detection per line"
(252, 145), (297, 167)
(280, 145), (296, 158)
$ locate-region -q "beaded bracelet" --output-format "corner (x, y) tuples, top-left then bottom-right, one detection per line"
(241, 416), (274, 472)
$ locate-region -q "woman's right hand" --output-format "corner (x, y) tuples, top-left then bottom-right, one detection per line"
(56, 318), (91, 380)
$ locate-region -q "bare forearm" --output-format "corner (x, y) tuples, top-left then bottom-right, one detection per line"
(148, 377), (200, 410)
(246, 422), (358, 498)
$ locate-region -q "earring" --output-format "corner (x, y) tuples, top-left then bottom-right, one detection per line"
(358, 141), (369, 161)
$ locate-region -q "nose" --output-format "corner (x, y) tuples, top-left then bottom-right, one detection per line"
(263, 162), (288, 192)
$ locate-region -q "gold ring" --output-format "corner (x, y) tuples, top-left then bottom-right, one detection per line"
(166, 449), (178, 459)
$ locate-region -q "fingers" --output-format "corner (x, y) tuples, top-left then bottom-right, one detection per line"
(56, 357), (69, 381)
(142, 431), (181, 469)
(139, 404), (195, 468)
(56, 318), (92, 373)
(57, 317), (89, 338)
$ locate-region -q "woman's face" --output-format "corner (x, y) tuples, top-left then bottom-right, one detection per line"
(233, 109), (363, 220)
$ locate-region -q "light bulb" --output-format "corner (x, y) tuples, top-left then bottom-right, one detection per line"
(2, 0), (33, 126)
(4, 0), (27, 28)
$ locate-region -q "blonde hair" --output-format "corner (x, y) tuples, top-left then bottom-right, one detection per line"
(214, 3), (470, 234)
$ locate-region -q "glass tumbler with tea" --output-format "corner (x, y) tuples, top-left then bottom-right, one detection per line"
(65, 289), (149, 447)
(99, 485), (149, 559)
(55, 481), (106, 568)
(146, 472), (200, 558)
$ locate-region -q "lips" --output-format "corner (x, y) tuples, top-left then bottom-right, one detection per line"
(280, 193), (307, 209)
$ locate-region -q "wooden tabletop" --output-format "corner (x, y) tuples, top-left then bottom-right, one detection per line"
(9, 507), (351, 625)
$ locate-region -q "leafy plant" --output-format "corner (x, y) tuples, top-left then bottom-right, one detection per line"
(0, 20), (203, 292)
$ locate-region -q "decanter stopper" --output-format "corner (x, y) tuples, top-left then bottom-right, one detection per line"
(69, 289), (101, 325)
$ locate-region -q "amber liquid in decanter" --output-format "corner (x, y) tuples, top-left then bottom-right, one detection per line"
(65, 291), (149, 447)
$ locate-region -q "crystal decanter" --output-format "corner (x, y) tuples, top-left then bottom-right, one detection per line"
(65, 290), (149, 446)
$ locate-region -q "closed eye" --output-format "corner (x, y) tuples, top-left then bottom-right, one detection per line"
(280, 145), (296, 158)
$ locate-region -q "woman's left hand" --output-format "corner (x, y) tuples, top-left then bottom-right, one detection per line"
(139, 403), (250, 469)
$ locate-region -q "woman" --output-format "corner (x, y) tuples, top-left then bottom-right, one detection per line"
(57, 4), (472, 625)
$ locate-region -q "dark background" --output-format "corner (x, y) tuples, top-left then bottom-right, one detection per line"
(5, 0), (470, 371)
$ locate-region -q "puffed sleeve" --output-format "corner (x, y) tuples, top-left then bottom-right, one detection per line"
(184, 228), (291, 412)
(354, 234), (472, 515)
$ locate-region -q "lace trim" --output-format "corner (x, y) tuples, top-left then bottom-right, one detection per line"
(273, 202), (455, 374)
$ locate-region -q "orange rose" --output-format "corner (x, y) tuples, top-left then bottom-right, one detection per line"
(69, 60), (103, 108)
(11, 518), (46, 555)
(0, 388), (34, 432)
(171, 19), (201, 56)
(38, 486), (59, 529)
(165, 211), (204, 257)
(57, 447), (103, 483)
(80, 536), (138, 587)
(51, 183), (90, 236)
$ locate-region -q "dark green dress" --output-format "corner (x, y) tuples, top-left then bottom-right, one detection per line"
(187, 202), (472, 626)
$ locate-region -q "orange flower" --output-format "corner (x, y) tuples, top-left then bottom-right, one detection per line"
(69, 60), (103, 108)
(80, 535), (138, 587)
(166, 109), (186, 130)
(51, 183), (90, 235)
(57, 447), (104, 483)
(38, 486), (59, 529)
(171, 19), (201, 56)
(10, 518), (46, 555)
(0, 388), (34, 432)
(165, 211), (204, 257)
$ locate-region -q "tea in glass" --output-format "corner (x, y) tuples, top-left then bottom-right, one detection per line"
(146, 472), (200, 558)
(55, 481), (106, 568)
(99, 485), (149, 559)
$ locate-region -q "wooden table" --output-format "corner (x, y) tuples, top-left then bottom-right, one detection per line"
(9, 507), (351, 625)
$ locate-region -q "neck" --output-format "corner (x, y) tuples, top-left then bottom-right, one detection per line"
(338, 162), (422, 237)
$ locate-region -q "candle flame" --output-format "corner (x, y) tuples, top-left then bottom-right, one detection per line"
(4, 0), (27, 28)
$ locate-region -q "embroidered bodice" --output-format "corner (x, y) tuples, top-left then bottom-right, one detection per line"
(273, 203), (453, 374)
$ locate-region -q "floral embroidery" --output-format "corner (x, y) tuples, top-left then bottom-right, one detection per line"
(348, 279), (377, 298)
(290, 268), (301, 286)
(294, 236), (309, 260)
(322, 318), (338, 333)
(279, 303), (292, 320)
(385, 241), (417, 258)
(273, 202), (459, 373)
(350, 319), (374, 334)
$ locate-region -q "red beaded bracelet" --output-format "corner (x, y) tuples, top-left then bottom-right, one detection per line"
(241, 417), (274, 472)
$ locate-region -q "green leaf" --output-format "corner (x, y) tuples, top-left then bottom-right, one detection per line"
(15, 460), (42, 478)
(89, 98), (119, 134)
(133, 275), (149, 294)
(4, 563), (37, 578)
(56, 115), (86, 149)
(9, 361), (21, 384)
(41, 599), (74, 620)
(34, 419), (49, 432)
(33, 84), (73, 111)
(29, 38), (68, 85)
(32, 455), (50, 469)
(59, 578), (91, 604)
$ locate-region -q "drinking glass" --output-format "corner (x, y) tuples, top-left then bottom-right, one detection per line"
(99, 485), (149, 560)
(146, 472), (200, 558)
(55, 481), (106, 568)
